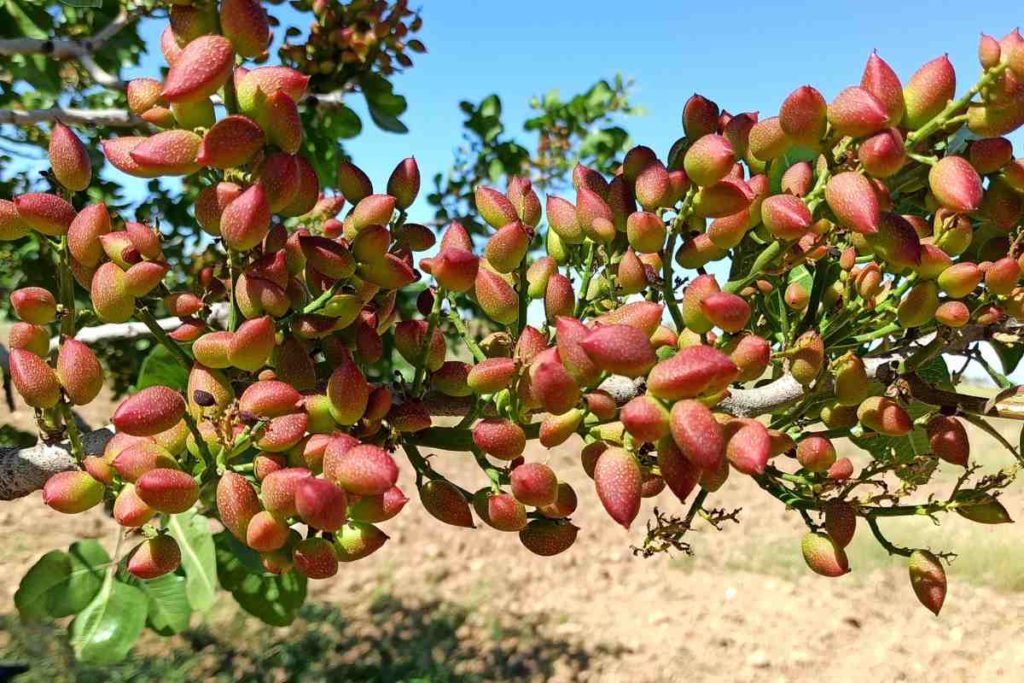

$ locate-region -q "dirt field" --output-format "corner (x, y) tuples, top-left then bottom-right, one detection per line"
(1, 388), (1022, 682)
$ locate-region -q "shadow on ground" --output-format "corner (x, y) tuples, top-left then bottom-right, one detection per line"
(1, 593), (616, 682)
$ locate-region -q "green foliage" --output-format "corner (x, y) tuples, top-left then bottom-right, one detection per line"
(69, 573), (148, 664)
(428, 76), (640, 235)
(15, 540), (108, 620)
(850, 358), (951, 484)
(214, 531), (307, 626)
(135, 344), (189, 393)
(0, 593), (599, 682)
(129, 573), (191, 636)
(13, 534), (202, 664)
(166, 510), (218, 613)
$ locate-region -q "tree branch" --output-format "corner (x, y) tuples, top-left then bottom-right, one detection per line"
(48, 303), (230, 351)
(0, 107), (146, 128)
(0, 8), (138, 89)
(0, 426), (113, 501)
(5, 318), (1021, 500)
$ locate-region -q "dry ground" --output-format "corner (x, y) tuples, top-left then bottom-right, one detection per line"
(1, 388), (1022, 682)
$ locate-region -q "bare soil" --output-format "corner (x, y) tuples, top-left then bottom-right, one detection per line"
(1, 390), (1022, 682)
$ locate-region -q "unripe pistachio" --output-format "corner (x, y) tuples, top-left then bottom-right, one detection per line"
(908, 550), (946, 615)
(828, 87), (888, 138)
(825, 172), (880, 234)
(796, 435), (837, 472)
(857, 396), (913, 436)
(903, 55), (956, 130)
(748, 116), (791, 162)
(779, 85), (827, 146)
(862, 52), (905, 125)
(859, 128), (907, 178)
(801, 531), (850, 577)
(682, 94), (720, 140)
(789, 331), (824, 386)
(49, 121), (91, 191)
(683, 134), (734, 187)
(929, 156), (983, 212)
(593, 448), (642, 528)
(935, 301), (970, 328)
(898, 281), (940, 328)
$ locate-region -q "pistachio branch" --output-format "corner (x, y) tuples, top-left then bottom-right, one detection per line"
(0, 107), (147, 129)
(0, 8), (140, 88)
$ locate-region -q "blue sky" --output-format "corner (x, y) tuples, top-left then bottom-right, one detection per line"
(336, 1), (1023, 195)
(123, 1), (1023, 208)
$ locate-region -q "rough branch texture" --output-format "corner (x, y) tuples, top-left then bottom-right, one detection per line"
(0, 107), (145, 128)
(45, 302), (231, 351)
(49, 313), (183, 350)
(0, 426), (112, 500)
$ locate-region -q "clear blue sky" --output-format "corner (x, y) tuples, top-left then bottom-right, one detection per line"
(124, 1), (1022, 208)
(329, 1), (1023, 196)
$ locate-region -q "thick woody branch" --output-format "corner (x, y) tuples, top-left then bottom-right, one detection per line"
(48, 302), (231, 350)
(0, 107), (145, 128)
(0, 90), (350, 133)
(0, 9), (133, 58)
(51, 315), (179, 350)
(4, 322), (1020, 500)
(721, 324), (1020, 418)
(0, 426), (113, 501)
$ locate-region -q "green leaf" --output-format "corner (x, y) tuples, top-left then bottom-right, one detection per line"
(991, 339), (1024, 375)
(219, 530), (268, 573)
(48, 540), (109, 617)
(130, 573), (192, 635)
(917, 356), (953, 390)
(167, 510), (218, 612)
(6, 0), (49, 39)
(69, 574), (147, 664)
(15, 541), (109, 619)
(367, 106), (409, 134)
(322, 105), (362, 139)
(768, 146), (818, 195)
(787, 264), (813, 291)
(214, 532), (307, 626)
(15, 551), (71, 620)
(360, 73), (409, 133)
(135, 344), (189, 393)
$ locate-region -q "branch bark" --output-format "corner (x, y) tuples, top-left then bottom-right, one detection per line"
(0, 9), (136, 89)
(0, 107), (145, 128)
(48, 302), (231, 351)
(4, 322), (1021, 501)
(0, 426), (113, 501)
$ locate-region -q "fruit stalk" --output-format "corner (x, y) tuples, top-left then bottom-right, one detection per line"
(724, 241), (784, 293)
(445, 302), (486, 362)
(905, 62), (1008, 145)
(227, 248), (240, 331)
(56, 401), (84, 460)
(412, 286), (445, 394)
(866, 515), (913, 557)
(573, 242), (597, 318)
(136, 307), (193, 369)
(661, 232), (685, 330)
(57, 235), (76, 340)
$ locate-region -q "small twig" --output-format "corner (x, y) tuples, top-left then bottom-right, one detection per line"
(866, 515), (913, 557)
(136, 307), (193, 369)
